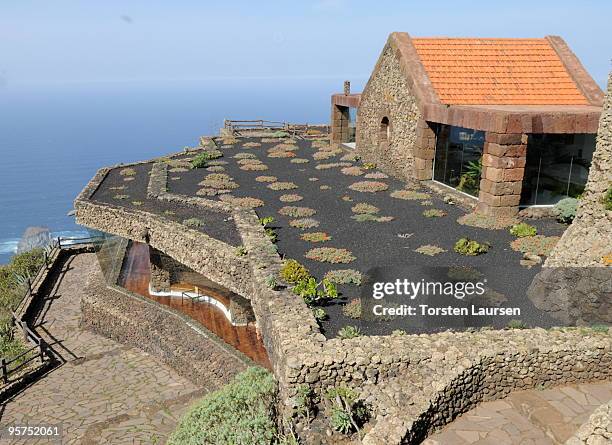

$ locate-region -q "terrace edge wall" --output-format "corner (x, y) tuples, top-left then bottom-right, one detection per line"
(81, 264), (250, 389)
(75, 144), (612, 445)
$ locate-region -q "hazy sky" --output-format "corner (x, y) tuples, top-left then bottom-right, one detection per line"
(1, 0), (610, 89)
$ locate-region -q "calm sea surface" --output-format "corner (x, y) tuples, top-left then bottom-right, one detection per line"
(0, 78), (363, 264)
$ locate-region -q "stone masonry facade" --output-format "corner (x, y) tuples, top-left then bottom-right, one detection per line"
(338, 32), (604, 216)
(74, 133), (612, 444)
(355, 42), (421, 182)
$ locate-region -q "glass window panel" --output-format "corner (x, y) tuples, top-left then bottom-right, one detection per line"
(520, 134), (596, 206)
(433, 125), (484, 197)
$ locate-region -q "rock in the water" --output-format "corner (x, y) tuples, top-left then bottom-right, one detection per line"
(17, 226), (50, 253)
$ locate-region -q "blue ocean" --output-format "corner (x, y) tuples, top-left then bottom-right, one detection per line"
(0, 78), (364, 264)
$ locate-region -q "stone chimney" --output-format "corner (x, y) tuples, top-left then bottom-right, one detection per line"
(344, 80), (350, 95)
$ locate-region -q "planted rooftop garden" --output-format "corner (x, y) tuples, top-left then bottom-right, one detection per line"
(90, 132), (569, 337)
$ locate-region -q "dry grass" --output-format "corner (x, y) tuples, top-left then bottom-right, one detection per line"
(219, 195), (265, 209)
(278, 206), (317, 218)
(267, 182), (298, 191)
(414, 245), (446, 256)
(351, 203), (379, 214)
(300, 232), (331, 242)
(119, 167), (137, 176)
(341, 166), (365, 176)
(305, 247), (356, 264)
(288, 218), (320, 229)
(349, 181), (389, 193)
(255, 175), (277, 183)
(390, 190), (430, 200)
(279, 194), (303, 203)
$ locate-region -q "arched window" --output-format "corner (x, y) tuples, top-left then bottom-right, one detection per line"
(380, 116), (390, 144)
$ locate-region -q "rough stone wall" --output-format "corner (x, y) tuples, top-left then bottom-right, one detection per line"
(527, 73), (612, 324)
(75, 199), (252, 299)
(81, 264), (250, 389)
(75, 148), (612, 445)
(546, 72), (612, 267)
(356, 43), (421, 182)
(565, 400), (611, 445)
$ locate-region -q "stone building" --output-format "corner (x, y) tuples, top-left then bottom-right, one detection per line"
(331, 32), (604, 216)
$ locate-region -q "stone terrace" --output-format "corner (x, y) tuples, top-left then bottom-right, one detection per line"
(88, 134), (568, 337)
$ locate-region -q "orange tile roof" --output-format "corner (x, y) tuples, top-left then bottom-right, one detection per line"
(411, 38), (589, 105)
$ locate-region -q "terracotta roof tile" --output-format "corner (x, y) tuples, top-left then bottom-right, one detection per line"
(412, 38), (589, 105)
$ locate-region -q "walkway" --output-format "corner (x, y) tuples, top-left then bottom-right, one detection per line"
(0, 253), (204, 445)
(424, 381), (612, 445)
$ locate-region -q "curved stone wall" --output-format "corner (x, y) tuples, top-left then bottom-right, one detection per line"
(74, 145), (612, 445)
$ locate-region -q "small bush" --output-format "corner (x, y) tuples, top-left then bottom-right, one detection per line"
(415, 245), (446, 256)
(278, 206), (316, 218)
(288, 218), (320, 229)
(255, 175), (277, 183)
(266, 275), (277, 290)
(342, 299), (362, 319)
(312, 307), (327, 322)
(507, 319), (527, 329)
(362, 162), (376, 170)
(305, 247), (356, 264)
(390, 190), (430, 200)
(280, 259), (310, 285)
(113, 194), (129, 200)
(300, 232), (331, 243)
(554, 197), (578, 223)
(422, 209), (446, 218)
(348, 181), (388, 193)
(509, 222), (537, 238)
(191, 150), (223, 168)
(341, 166), (364, 176)
(391, 329), (406, 336)
(218, 195), (264, 209)
(293, 277), (338, 306)
(337, 325), (361, 339)
(168, 367), (278, 445)
(351, 214), (394, 223)
(235, 246), (248, 256)
(279, 194), (303, 203)
(351, 203), (379, 214)
(323, 269), (362, 286)
(454, 238), (490, 256)
(267, 182), (298, 191)
(510, 235), (560, 256)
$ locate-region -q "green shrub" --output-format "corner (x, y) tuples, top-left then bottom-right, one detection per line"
(168, 367), (280, 445)
(342, 299), (362, 319)
(507, 319), (527, 329)
(604, 185), (612, 211)
(554, 197), (578, 223)
(191, 150), (223, 169)
(337, 325), (361, 339)
(279, 259), (310, 284)
(293, 277), (337, 307)
(294, 385), (316, 422)
(325, 387), (369, 435)
(182, 218), (203, 228)
(312, 307), (327, 322)
(509, 222), (537, 238)
(235, 246), (248, 257)
(453, 238), (490, 256)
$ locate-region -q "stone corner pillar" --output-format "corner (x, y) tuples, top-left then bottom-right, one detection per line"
(149, 248), (171, 293)
(331, 102), (349, 145)
(476, 132), (527, 217)
(413, 119), (437, 181)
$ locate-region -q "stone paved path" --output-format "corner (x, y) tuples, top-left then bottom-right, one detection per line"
(424, 381), (612, 445)
(0, 254), (205, 444)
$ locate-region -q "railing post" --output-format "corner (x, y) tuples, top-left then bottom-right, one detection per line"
(57, 236), (61, 249)
(1, 358), (7, 384)
(38, 339), (46, 362)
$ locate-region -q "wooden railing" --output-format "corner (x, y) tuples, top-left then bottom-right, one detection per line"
(1, 235), (101, 386)
(223, 119), (329, 138)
